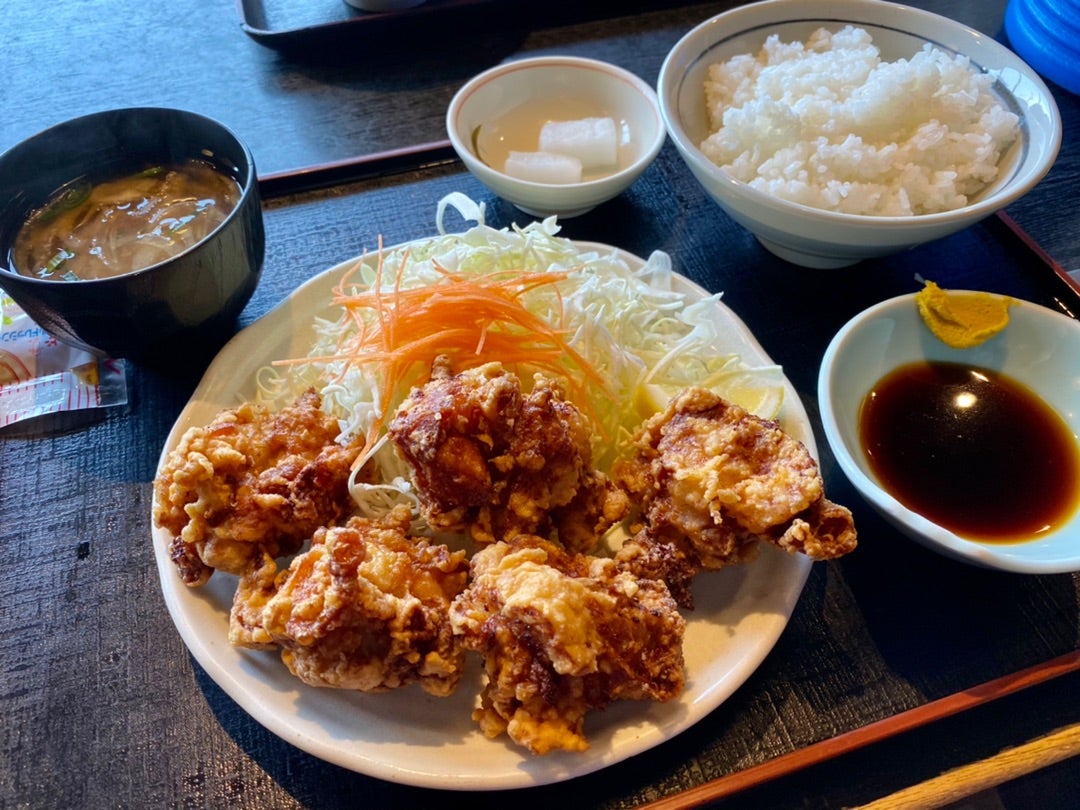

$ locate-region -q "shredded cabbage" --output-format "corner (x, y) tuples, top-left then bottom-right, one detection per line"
(258, 193), (784, 518)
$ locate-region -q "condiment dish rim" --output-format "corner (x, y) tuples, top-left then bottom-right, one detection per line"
(818, 291), (1080, 573)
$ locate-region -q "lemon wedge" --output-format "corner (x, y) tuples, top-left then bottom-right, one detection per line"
(915, 280), (1012, 349)
(713, 367), (786, 418)
(635, 367), (785, 421)
(634, 383), (677, 418)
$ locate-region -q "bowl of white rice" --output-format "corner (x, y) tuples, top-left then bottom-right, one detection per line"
(658, 0), (1061, 268)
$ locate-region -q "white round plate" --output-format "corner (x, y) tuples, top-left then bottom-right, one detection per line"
(152, 240), (813, 790)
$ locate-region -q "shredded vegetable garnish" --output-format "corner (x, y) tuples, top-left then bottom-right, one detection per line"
(278, 240), (613, 472)
(258, 193), (785, 519)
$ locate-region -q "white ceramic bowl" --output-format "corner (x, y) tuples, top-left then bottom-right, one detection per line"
(658, 0), (1062, 268)
(818, 292), (1080, 573)
(446, 56), (666, 218)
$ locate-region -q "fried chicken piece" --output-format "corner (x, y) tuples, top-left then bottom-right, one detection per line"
(449, 534), (685, 755)
(228, 551), (280, 649)
(388, 357), (627, 553)
(236, 505), (470, 697)
(153, 389), (360, 587)
(609, 530), (701, 611)
(615, 388), (856, 607)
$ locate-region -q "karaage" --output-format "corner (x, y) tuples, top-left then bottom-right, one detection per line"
(233, 505), (470, 697)
(153, 389), (360, 586)
(615, 388), (856, 607)
(449, 534), (685, 754)
(389, 357), (627, 553)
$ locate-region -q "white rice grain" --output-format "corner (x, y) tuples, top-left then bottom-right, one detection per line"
(700, 25), (1020, 216)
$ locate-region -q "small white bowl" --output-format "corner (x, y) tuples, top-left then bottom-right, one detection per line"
(658, 0), (1062, 268)
(446, 56), (666, 218)
(818, 292), (1080, 573)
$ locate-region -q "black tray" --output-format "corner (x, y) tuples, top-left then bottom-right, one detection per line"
(236, 0), (702, 52)
(238, 0), (489, 50)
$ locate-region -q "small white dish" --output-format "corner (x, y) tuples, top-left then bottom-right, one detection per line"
(818, 292), (1080, 573)
(658, 0), (1062, 268)
(446, 56), (666, 218)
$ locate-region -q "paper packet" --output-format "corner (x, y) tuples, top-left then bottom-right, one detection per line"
(1, 287), (127, 428)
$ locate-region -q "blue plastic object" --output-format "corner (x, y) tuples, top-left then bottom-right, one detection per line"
(1005, 0), (1080, 95)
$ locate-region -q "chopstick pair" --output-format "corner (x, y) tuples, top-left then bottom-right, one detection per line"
(854, 720), (1080, 809)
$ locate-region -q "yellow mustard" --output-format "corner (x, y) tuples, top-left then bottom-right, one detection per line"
(914, 280), (1012, 349)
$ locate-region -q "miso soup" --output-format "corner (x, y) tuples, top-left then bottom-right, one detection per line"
(11, 159), (241, 281)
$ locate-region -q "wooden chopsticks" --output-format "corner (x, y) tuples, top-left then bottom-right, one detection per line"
(256, 140), (457, 199)
(853, 721), (1080, 809)
(639, 651), (1080, 809)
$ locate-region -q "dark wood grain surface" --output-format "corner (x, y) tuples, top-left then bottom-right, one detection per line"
(2, 2), (1079, 808)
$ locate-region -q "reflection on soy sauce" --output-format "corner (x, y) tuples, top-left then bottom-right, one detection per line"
(859, 360), (1080, 543)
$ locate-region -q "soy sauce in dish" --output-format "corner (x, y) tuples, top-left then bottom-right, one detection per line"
(859, 360), (1080, 543)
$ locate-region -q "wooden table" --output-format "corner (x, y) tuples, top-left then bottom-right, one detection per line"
(2, 2), (1078, 808)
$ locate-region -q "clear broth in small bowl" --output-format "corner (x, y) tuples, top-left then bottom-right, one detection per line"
(10, 159), (240, 281)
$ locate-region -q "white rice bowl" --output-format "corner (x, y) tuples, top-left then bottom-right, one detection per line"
(657, 0), (1061, 268)
(700, 25), (1020, 216)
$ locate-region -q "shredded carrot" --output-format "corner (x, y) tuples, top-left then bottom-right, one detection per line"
(277, 239), (612, 470)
